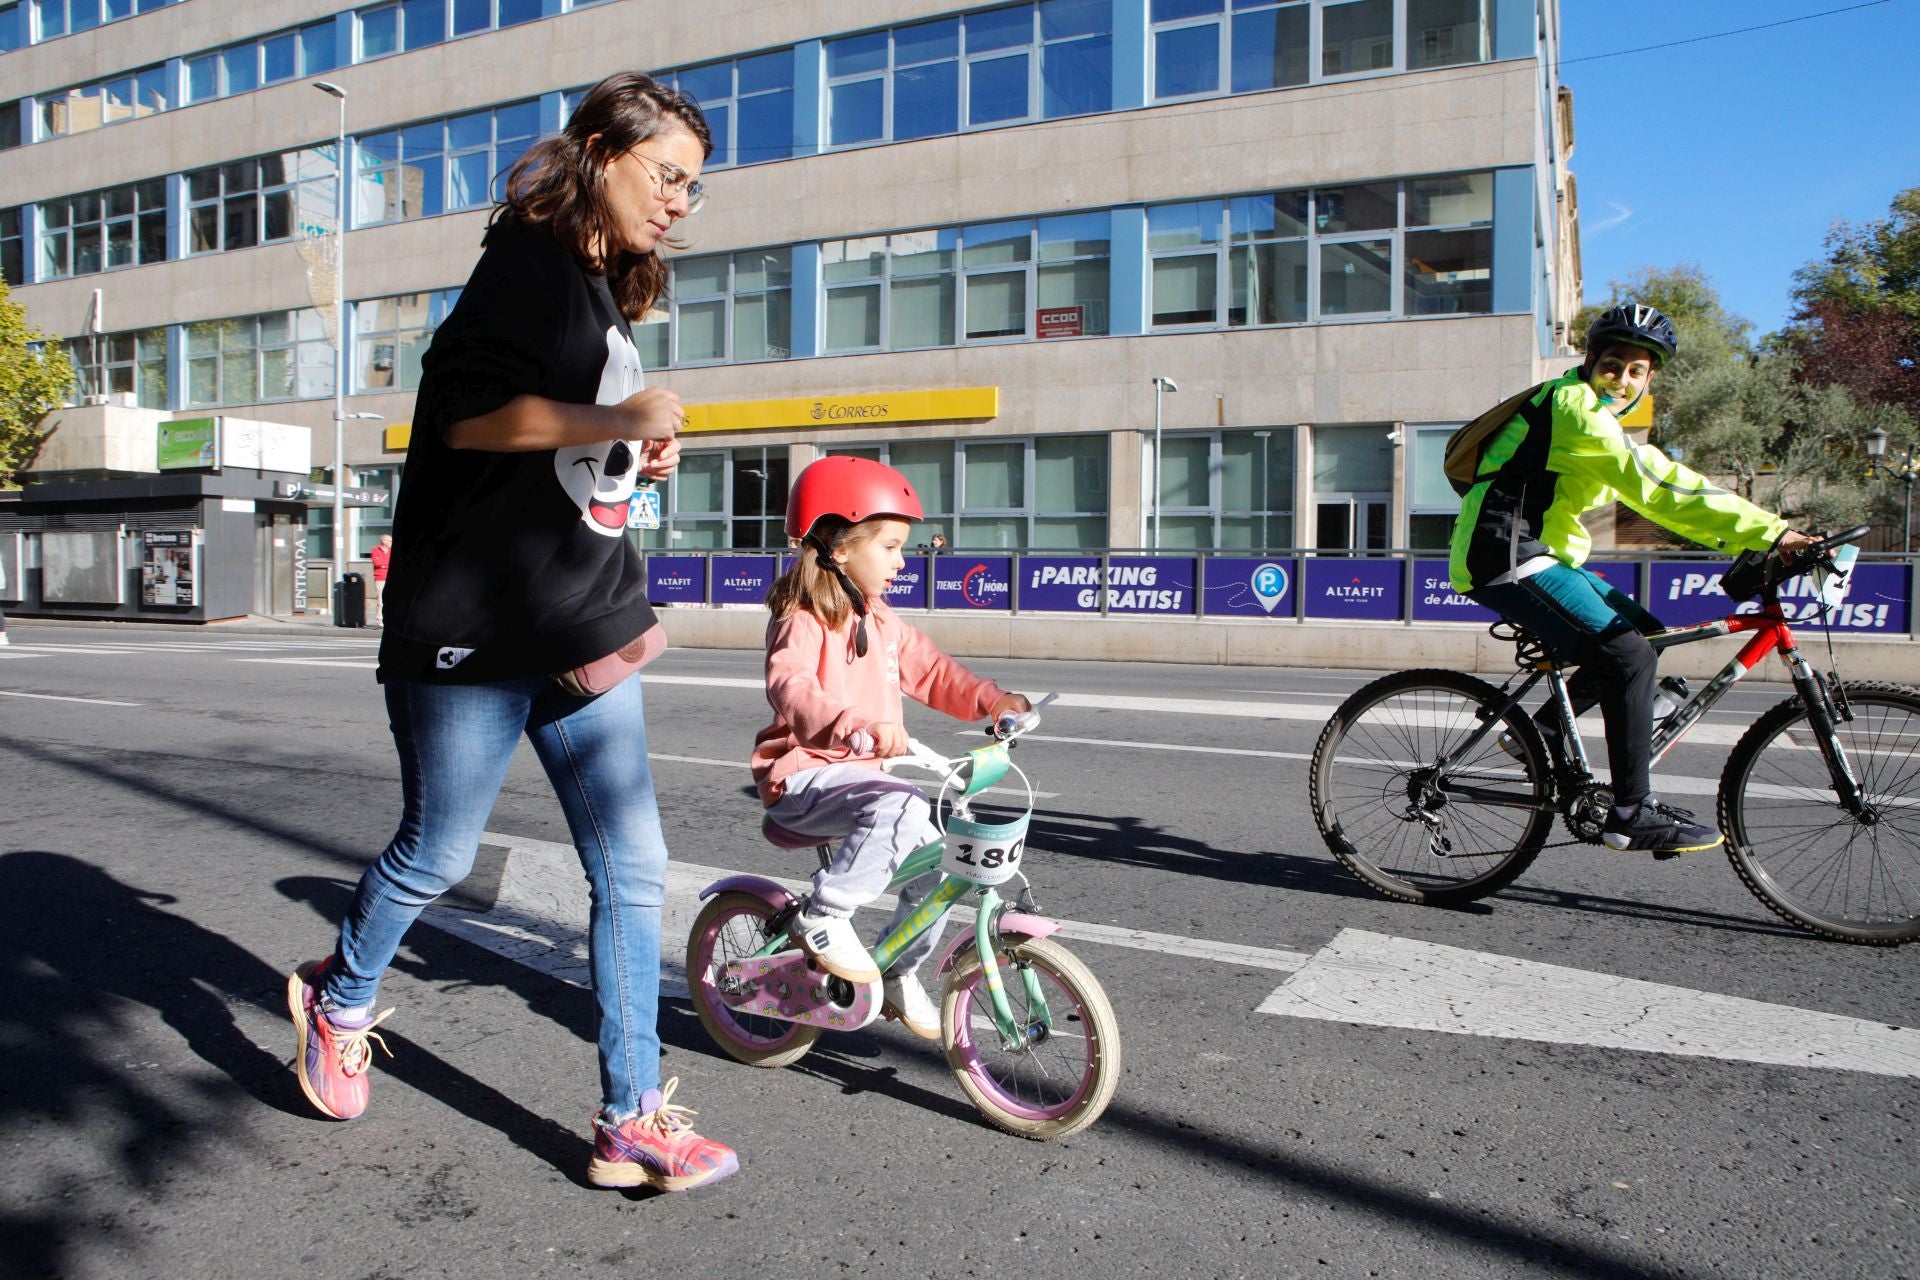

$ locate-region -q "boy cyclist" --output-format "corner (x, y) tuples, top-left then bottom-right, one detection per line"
(1448, 302), (1814, 855)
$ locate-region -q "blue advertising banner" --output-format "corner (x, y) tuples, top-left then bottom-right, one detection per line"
(932, 556), (1012, 611)
(1584, 560), (1640, 602)
(1202, 558), (1297, 617)
(1649, 560), (1912, 633)
(711, 555), (778, 606)
(1021, 556), (1195, 614)
(646, 556), (705, 605)
(1410, 559), (1492, 623)
(885, 556), (929, 609)
(1304, 558), (1404, 621)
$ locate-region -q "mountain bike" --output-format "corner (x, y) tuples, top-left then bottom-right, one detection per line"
(1308, 527), (1920, 944)
(686, 697), (1122, 1138)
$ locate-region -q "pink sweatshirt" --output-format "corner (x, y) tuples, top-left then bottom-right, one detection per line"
(751, 599), (1008, 806)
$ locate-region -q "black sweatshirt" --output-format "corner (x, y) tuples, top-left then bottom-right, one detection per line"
(376, 216), (660, 683)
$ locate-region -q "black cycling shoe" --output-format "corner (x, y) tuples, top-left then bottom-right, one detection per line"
(1602, 799), (1725, 858)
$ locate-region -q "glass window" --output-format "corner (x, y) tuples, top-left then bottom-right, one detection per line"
(968, 52), (1029, 126)
(1315, 182), (1397, 232)
(1154, 22), (1218, 98)
(262, 32), (296, 83)
(450, 0), (487, 35)
(1230, 2), (1309, 92)
(219, 43), (258, 95)
(1407, 171), (1492, 226)
(895, 59), (958, 140)
(1409, 0), (1487, 69)
(1321, 0), (1393, 76)
(402, 0), (444, 47)
(1042, 0), (1112, 118)
(1404, 227), (1490, 315)
(360, 5), (399, 59)
(300, 20), (338, 74)
(829, 77), (884, 146)
(1318, 239), (1391, 315)
(354, 288), (455, 392)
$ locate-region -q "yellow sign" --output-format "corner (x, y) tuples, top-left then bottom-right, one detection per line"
(683, 387), (999, 434)
(1616, 393), (1653, 429)
(383, 423), (413, 451)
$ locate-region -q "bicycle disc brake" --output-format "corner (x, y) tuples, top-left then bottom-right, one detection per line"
(1562, 782), (1613, 844)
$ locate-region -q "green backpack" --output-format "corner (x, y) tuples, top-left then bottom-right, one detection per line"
(1442, 381), (1555, 496)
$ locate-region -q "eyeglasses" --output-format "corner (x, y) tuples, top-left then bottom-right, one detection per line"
(632, 153), (707, 215)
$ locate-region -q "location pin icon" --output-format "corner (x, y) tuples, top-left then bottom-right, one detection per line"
(1253, 563), (1287, 614)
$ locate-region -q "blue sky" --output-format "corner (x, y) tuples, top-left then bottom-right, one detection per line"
(1558, 0), (1919, 340)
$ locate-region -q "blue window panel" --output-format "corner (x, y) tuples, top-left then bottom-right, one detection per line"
(361, 7), (399, 57)
(491, 141), (528, 200)
(736, 91), (792, 163)
(448, 151), (492, 211)
(829, 79), (883, 145)
(359, 131), (400, 168)
(262, 33), (297, 83)
(136, 65), (167, 112)
(1154, 24), (1217, 97)
(221, 44), (258, 95)
(737, 49), (792, 93)
(446, 111), (489, 149)
(70, 0), (99, 31)
(0, 5), (19, 52)
(451, 0), (487, 36)
(300, 21), (339, 74)
(494, 100), (540, 140)
(498, 0), (539, 27)
(1152, 0), (1219, 17)
(698, 102), (731, 166)
(1044, 34), (1110, 116)
(402, 0), (443, 47)
(35, 0), (65, 38)
(402, 121), (443, 154)
(678, 62), (731, 105)
(1043, 0), (1110, 38)
(107, 0), (132, 19)
(896, 15), (958, 63)
(969, 52), (1029, 125)
(187, 54), (219, 101)
(966, 4), (1031, 51)
(827, 30), (887, 77)
(894, 61), (958, 140)
(1230, 6), (1308, 92)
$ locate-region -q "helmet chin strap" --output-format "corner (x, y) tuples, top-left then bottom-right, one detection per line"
(804, 532), (870, 658)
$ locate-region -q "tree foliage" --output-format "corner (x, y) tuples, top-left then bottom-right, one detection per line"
(1785, 187), (1920, 423)
(0, 276), (73, 487)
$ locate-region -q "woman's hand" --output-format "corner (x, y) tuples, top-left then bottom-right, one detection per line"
(616, 388), (686, 441)
(638, 435), (681, 481)
(866, 722), (910, 758)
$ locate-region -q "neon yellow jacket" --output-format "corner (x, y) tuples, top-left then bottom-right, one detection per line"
(1449, 369), (1790, 593)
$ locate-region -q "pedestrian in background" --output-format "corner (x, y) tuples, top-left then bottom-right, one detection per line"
(285, 71), (738, 1193)
(368, 533), (393, 627)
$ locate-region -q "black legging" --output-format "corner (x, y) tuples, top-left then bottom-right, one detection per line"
(1555, 628), (1658, 809)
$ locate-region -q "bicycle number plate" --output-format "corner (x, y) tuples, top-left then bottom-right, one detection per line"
(941, 834), (1025, 885)
(1813, 544), (1860, 609)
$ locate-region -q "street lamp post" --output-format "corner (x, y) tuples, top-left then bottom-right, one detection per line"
(315, 80), (350, 611)
(1151, 376), (1178, 550)
(1866, 428), (1918, 554)
(1254, 430), (1271, 553)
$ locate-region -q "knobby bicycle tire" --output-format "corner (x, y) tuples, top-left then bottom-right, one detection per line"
(1718, 681), (1920, 945)
(1310, 668), (1555, 905)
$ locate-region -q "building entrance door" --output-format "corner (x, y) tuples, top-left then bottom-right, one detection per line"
(1314, 493), (1391, 554)
(254, 514), (297, 616)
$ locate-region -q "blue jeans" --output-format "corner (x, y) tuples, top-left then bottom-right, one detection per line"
(324, 675), (668, 1120)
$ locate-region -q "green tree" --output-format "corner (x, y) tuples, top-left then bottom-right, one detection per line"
(1785, 188), (1920, 422)
(0, 275), (73, 487)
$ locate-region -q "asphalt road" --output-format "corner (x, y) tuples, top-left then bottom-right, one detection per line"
(1, 621), (1914, 1280)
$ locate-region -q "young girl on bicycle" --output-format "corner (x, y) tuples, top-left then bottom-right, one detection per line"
(751, 456), (1030, 1038)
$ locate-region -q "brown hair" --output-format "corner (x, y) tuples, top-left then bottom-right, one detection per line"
(493, 71), (713, 320)
(766, 518), (892, 629)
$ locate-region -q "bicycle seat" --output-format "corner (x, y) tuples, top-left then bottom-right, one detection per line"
(761, 816), (823, 850)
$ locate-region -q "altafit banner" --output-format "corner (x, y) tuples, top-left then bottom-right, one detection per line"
(884, 556), (929, 609)
(647, 556), (706, 604)
(1303, 558), (1404, 622)
(711, 555), (778, 606)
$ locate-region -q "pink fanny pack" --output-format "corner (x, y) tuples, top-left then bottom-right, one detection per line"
(553, 625), (665, 697)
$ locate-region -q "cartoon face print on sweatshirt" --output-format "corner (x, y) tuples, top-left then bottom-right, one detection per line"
(553, 325), (646, 537)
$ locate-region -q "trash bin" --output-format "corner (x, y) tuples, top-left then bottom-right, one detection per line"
(334, 573), (366, 628)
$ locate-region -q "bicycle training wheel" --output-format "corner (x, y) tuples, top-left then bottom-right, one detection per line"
(942, 936), (1120, 1140)
(1718, 681), (1920, 945)
(686, 892), (822, 1067)
(1310, 668), (1555, 905)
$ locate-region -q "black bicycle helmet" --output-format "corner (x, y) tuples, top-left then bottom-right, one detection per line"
(1585, 302), (1678, 368)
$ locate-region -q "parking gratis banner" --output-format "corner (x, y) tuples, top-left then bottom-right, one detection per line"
(1647, 560), (1911, 633)
(1021, 556), (1195, 614)
(1201, 558), (1297, 617)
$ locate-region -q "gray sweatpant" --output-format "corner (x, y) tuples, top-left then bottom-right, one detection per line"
(766, 762), (947, 975)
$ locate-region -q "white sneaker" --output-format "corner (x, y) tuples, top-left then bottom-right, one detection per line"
(793, 907), (879, 984)
(881, 972), (941, 1041)
(0, 633), (9, 646)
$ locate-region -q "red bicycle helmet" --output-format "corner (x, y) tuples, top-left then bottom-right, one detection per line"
(784, 455), (923, 539)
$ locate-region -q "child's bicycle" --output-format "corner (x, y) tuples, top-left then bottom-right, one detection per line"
(686, 696), (1122, 1138)
(1308, 527), (1920, 945)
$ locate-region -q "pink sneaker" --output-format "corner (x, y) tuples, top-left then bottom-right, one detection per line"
(287, 958), (392, 1120)
(588, 1078), (739, 1191)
